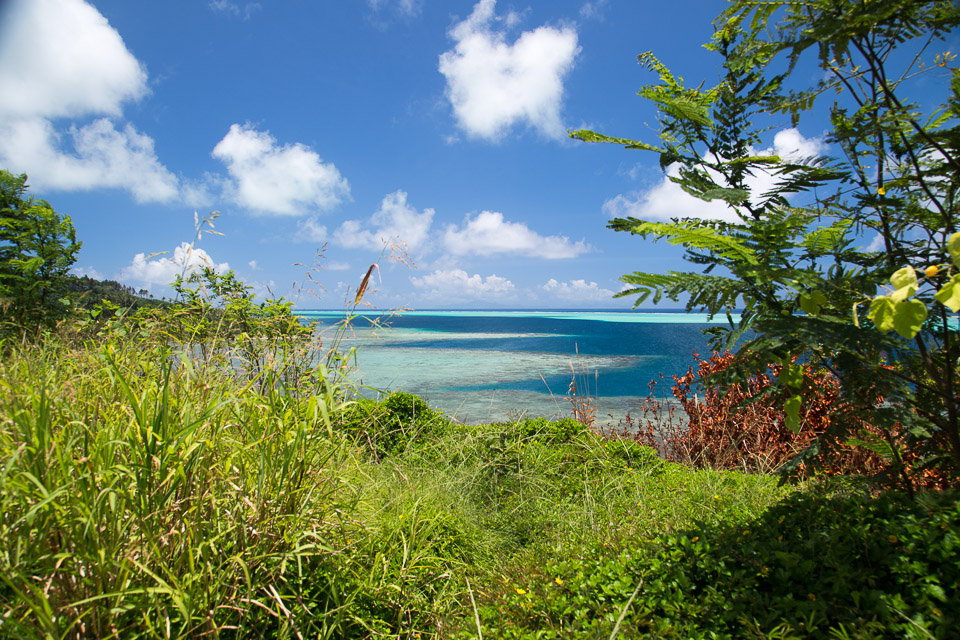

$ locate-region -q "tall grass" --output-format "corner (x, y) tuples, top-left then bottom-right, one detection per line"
(1, 331), (360, 638)
(0, 312), (792, 638)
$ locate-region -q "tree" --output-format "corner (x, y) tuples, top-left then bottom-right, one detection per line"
(0, 171), (82, 334)
(573, 0), (960, 489)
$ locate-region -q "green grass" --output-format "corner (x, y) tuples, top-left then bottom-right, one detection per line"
(1, 323), (958, 639)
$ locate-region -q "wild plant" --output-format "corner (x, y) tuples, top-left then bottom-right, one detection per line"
(566, 346), (598, 428)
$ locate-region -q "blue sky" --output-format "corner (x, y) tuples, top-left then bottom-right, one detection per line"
(0, 0), (832, 309)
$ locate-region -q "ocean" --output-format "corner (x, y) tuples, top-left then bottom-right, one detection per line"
(296, 309), (738, 425)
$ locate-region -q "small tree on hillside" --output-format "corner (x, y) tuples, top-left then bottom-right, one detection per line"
(0, 171), (82, 334)
(573, 0), (960, 489)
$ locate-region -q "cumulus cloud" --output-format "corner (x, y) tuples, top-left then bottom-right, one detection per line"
(0, 117), (179, 203)
(0, 0), (147, 120)
(604, 128), (826, 224)
(443, 211), (590, 258)
(212, 124), (350, 216)
(438, 0), (580, 141)
(121, 243), (229, 287)
(297, 217), (329, 244)
(0, 0), (182, 202)
(410, 268), (515, 301)
(333, 190), (434, 252)
(542, 278), (615, 302)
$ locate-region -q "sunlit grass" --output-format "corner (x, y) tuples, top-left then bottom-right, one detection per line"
(14, 312), (952, 639)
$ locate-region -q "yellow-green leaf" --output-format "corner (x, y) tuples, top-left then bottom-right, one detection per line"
(784, 395), (802, 434)
(892, 298), (927, 339)
(934, 274), (960, 312)
(948, 232), (960, 268)
(868, 296), (896, 332)
(890, 265), (917, 290)
(780, 363), (804, 389)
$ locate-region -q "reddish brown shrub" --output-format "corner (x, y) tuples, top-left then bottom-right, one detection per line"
(667, 351), (882, 475)
(617, 352), (957, 490)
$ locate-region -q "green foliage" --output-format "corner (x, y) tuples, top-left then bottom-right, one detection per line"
(340, 390), (450, 458)
(474, 484), (960, 639)
(65, 274), (169, 312)
(0, 171), (82, 335)
(7, 310), (956, 637)
(572, 0), (960, 488)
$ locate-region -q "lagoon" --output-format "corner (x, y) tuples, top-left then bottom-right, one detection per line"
(298, 309), (738, 425)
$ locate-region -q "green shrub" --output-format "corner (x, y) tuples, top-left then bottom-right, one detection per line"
(513, 416), (591, 443)
(339, 391), (450, 459)
(475, 484), (960, 639)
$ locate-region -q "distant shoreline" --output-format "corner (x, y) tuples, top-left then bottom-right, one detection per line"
(296, 308), (741, 325)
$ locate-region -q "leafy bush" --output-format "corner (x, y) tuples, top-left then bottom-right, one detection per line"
(626, 351), (953, 489)
(474, 484), (960, 639)
(340, 391), (450, 459)
(513, 416), (592, 443)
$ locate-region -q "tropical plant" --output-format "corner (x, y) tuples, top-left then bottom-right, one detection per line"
(0, 171), (82, 335)
(572, 0), (960, 490)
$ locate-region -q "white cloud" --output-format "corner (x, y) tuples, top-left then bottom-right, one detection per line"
(0, 0), (182, 203)
(297, 217), (329, 244)
(0, 117), (180, 203)
(247, 279), (277, 300)
(864, 233), (886, 252)
(410, 268), (515, 301)
(542, 278), (615, 302)
(603, 167), (739, 223)
(333, 190), (434, 252)
(0, 0), (147, 120)
(121, 243), (229, 287)
(70, 265), (105, 281)
(603, 128), (826, 223)
(443, 211), (590, 258)
(770, 128), (825, 162)
(326, 261), (351, 271)
(212, 123), (350, 216)
(438, 0), (580, 141)
(248, 260), (260, 271)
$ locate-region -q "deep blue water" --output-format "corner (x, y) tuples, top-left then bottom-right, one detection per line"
(299, 310), (731, 409)
(375, 313), (716, 396)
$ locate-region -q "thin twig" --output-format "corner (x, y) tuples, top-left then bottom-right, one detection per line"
(466, 577), (483, 640)
(608, 578), (643, 640)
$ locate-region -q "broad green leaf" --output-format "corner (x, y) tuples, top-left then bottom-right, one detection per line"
(934, 274), (960, 311)
(868, 296), (896, 332)
(949, 232), (960, 267)
(890, 265), (917, 290)
(890, 283), (917, 304)
(799, 290), (827, 315)
(892, 298), (927, 339)
(889, 266), (917, 304)
(784, 395), (802, 434)
(780, 363), (803, 389)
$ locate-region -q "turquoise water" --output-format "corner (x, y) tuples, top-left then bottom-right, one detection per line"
(299, 309), (738, 425)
